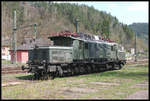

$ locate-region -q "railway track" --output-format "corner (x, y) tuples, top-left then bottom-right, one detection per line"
(126, 59), (148, 65)
(2, 59), (148, 74)
(2, 67), (27, 74)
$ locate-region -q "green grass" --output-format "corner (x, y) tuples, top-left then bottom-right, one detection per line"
(2, 60), (26, 66)
(2, 60), (12, 64)
(2, 64), (148, 99)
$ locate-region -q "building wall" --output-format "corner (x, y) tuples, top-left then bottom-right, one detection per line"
(17, 51), (22, 62)
(21, 51), (28, 63)
(2, 46), (11, 60)
(131, 48), (135, 55)
(10, 50), (28, 63)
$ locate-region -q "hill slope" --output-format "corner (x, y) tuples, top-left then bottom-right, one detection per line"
(2, 2), (139, 50)
(129, 23), (148, 43)
(129, 23), (148, 51)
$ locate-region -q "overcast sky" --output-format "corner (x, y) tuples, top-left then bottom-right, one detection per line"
(54, 1), (149, 25)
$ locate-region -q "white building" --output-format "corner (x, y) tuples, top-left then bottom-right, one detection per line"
(131, 48), (135, 55)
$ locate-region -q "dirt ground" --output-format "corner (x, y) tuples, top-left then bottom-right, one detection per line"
(125, 81), (149, 99)
(2, 74), (148, 99)
(126, 90), (148, 99)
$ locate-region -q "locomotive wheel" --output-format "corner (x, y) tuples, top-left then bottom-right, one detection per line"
(113, 64), (120, 70)
(67, 68), (72, 76)
(80, 66), (85, 74)
(57, 66), (63, 77)
(91, 65), (95, 73)
(100, 65), (106, 71)
(49, 76), (54, 80)
(87, 65), (91, 73)
(93, 65), (97, 72)
(34, 72), (42, 80)
(49, 73), (55, 80)
(119, 63), (123, 69)
(33, 73), (39, 80)
(77, 65), (81, 75)
(110, 63), (115, 70)
(55, 70), (59, 77)
(42, 74), (49, 80)
(71, 67), (75, 76)
(83, 66), (87, 74)
(95, 65), (99, 73)
(74, 66), (79, 75)
(85, 66), (89, 74)
(97, 65), (101, 72)
(105, 64), (109, 70)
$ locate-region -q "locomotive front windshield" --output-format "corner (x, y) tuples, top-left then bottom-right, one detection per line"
(30, 48), (49, 63)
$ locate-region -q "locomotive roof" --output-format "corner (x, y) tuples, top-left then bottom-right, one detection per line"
(48, 31), (117, 46)
(34, 45), (73, 49)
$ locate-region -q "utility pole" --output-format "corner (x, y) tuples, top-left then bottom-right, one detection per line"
(12, 10), (17, 64)
(11, 10), (39, 64)
(135, 32), (137, 62)
(75, 18), (79, 33)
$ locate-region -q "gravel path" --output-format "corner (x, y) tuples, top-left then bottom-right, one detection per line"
(126, 81), (149, 99)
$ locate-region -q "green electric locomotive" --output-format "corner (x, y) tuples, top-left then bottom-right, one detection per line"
(22, 31), (126, 80)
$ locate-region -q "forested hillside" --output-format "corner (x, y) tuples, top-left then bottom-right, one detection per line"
(128, 23), (148, 51)
(2, 2), (147, 51)
(129, 23), (148, 43)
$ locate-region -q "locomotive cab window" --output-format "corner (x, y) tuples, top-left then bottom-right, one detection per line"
(49, 36), (73, 47)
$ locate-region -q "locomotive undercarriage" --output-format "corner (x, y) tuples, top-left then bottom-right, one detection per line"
(22, 59), (126, 80)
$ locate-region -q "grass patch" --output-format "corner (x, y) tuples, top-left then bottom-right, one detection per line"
(2, 64), (148, 99)
(2, 60), (12, 64)
(2, 60), (26, 66)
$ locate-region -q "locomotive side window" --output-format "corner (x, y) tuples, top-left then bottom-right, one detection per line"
(85, 43), (88, 49)
(95, 43), (98, 50)
(111, 46), (114, 51)
(79, 41), (84, 49)
(79, 41), (82, 48)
